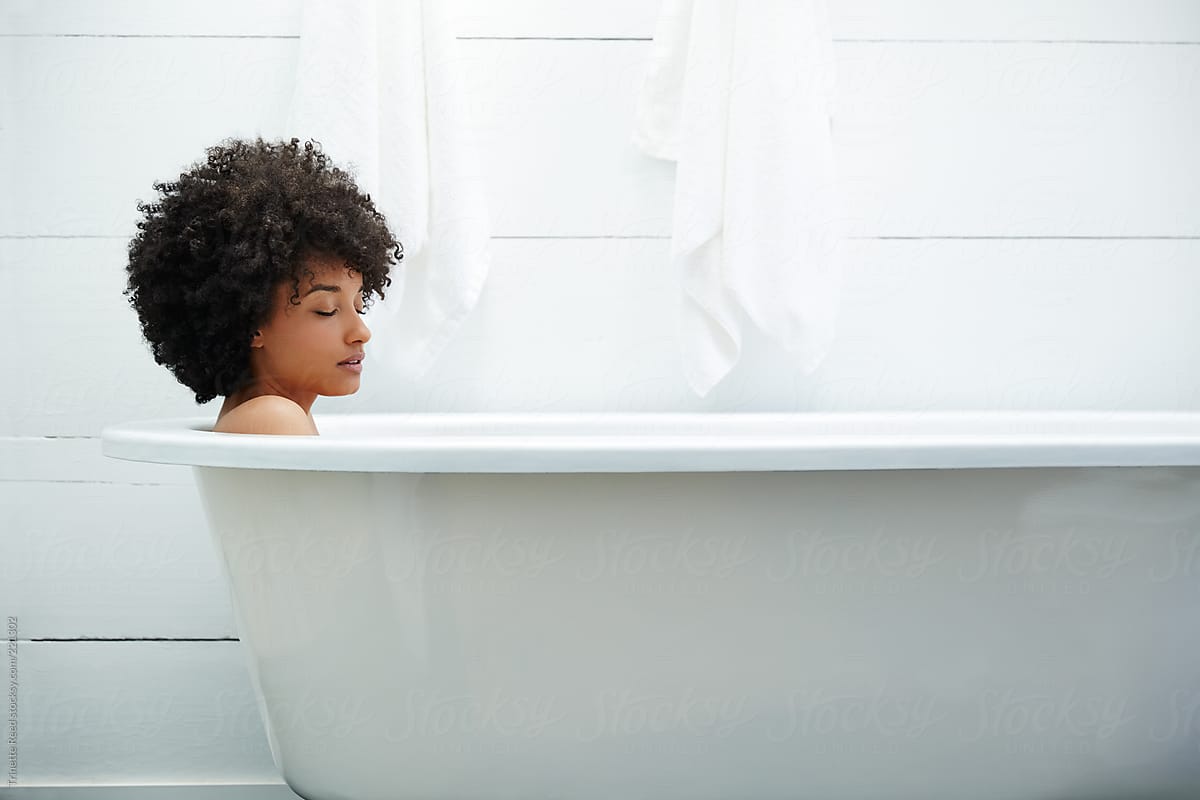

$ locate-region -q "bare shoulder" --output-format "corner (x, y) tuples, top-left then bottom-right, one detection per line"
(211, 396), (318, 435)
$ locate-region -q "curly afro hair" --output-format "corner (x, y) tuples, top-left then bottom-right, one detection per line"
(123, 136), (403, 405)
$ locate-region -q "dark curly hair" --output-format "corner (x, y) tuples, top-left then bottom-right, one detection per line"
(123, 136), (403, 404)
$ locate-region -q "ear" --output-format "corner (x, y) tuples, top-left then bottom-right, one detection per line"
(250, 330), (263, 348)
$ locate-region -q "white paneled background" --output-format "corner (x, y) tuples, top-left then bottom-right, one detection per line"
(2, 0), (1199, 792)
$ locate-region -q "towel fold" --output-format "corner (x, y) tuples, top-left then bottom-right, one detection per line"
(287, 0), (492, 380)
(633, 0), (845, 397)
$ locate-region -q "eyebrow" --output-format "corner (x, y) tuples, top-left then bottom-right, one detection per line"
(303, 283), (365, 297)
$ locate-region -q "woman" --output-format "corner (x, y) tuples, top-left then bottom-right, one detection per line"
(123, 137), (403, 434)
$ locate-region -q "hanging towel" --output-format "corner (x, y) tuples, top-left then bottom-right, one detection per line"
(287, 0), (492, 379)
(632, 0), (845, 397)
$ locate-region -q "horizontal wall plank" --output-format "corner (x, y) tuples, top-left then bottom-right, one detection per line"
(4, 0), (1198, 41)
(4, 36), (299, 237)
(0, 0), (660, 39)
(833, 0), (1200, 42)
(5, 641), (279, 784)
(1, 0), (303, 37)
(4, 38), (1198, 239)
(2, 236), (1197, 438)
(0, 437), (193, 484)
(0, 481), (238, 639)
(0, 235), (212, 436)
(0, 786), (297, 799)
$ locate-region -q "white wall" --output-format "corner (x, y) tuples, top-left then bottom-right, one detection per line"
(2, 0), (1198, 791)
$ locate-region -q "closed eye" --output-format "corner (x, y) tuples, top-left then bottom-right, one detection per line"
(315, 309), (367, 317)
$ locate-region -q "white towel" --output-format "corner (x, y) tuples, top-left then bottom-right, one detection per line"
(633, 0), (845, 397)
(287, 0), (492, 380)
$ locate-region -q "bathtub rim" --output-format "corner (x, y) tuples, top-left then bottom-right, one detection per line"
(98, 410), (1200, 473)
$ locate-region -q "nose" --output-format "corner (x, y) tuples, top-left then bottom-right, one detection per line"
(350, 312), (371, 344)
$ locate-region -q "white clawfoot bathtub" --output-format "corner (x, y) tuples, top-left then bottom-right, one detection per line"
(101, 412), (1200, 800)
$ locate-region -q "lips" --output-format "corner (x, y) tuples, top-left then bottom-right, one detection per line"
(338, 353), (364, 375)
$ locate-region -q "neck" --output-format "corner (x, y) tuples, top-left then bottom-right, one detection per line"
(219, 383), (316, 419)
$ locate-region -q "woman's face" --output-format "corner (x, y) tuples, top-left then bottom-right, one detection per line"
(249, 254), (372, 399)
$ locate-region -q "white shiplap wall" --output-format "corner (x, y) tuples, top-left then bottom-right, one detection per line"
(2, 0), (1199, 791)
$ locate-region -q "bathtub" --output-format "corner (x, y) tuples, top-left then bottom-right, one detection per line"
(101, 411), (1200, 800)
